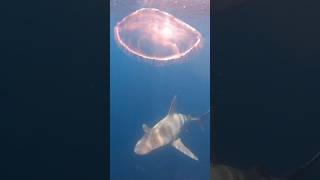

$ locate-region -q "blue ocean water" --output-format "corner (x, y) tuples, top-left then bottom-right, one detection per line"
(110, 4), (210, 180)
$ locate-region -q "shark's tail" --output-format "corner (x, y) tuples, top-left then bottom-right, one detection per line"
(284, 151), (320, 180)
(190, 109), (211, 131)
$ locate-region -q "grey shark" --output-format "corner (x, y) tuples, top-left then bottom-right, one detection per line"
(134, 95), (209, 161)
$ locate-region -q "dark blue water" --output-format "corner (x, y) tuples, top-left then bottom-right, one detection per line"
(214, 1), (320, 179)
(0, 0), (106, 179)
(110, 6), (210, 180)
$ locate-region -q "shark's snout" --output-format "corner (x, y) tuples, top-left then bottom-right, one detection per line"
(134, 140), (151, 155)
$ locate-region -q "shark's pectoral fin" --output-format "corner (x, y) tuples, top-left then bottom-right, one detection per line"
(142, 124), (151, 133)
(171, 138), (199, 161)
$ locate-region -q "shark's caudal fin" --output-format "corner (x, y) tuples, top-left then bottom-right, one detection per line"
(285, 151), (320, 180)
(190, 109), (211, 131)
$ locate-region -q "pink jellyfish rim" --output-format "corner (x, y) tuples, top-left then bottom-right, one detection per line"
(114, 8), (202, 61)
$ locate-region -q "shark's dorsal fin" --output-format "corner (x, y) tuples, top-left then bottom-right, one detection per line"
(172, 138), (199, 161)
(168, 95), (177, 115)
(142, 124), (151, 133)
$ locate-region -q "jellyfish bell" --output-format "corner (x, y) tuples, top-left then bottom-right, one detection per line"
(114, 8), (202, 62)
(161, 27), (173, 39)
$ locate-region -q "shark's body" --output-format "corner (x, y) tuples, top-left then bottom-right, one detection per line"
(134, 96), (209, 161)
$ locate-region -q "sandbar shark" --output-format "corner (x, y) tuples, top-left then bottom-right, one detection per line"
(134, 95), (209, 161)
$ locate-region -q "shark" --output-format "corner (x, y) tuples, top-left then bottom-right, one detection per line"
(134, 95), (209, 161)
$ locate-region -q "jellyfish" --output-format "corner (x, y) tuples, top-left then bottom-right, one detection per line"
(114, 8), (202, 61)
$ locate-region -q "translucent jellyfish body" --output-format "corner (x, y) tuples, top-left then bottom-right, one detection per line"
(114, 8), (202, 61)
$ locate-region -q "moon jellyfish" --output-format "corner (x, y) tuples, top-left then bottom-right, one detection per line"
(114, 8), (202, 61)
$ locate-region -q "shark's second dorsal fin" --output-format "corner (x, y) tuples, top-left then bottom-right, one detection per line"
(168, 95), (177, 115)
(142, 124), (151, 133)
